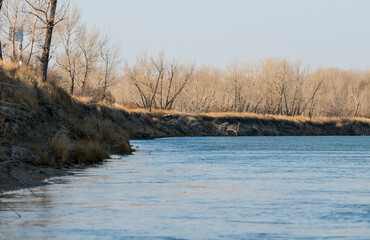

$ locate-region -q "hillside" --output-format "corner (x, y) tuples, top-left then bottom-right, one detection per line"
(1, 63), (370, 192)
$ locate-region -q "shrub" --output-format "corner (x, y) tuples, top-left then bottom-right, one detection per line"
(31, 130), (71, 167)
(70, 141), (109, 165)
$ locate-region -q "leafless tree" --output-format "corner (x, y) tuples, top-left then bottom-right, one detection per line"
(25, 0), (67, 82)
(0, 0), (3, 60)
(158, 61), (194, 110)
(56, 4), (80, 94)
(126, 53), (165, 112)
(349, 71), (368, 117)
(76, 25), (102, 95)
(181, 67), (219, 112)
(126, 54), (194, 111)
(22, 8), (43, 65)
(120, 57), (369, 117)
(99, 42), (121, 101)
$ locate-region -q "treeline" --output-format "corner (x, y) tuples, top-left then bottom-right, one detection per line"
(1, 1), (369, 118)
(120, 55), (369, 118)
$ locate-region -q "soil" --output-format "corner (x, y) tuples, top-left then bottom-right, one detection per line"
(0, 147), (66, 192)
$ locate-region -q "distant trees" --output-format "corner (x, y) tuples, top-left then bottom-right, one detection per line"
(99, 43), (120, 102)
(121, 58), (370, 118)
(350, 72), (368, 117)
(180, 67), (218, 113)
(0, 1), (368, 117)
(76, 26), (102, 95)
(126, 54), (194, 112)
(157, 59), (193, 110)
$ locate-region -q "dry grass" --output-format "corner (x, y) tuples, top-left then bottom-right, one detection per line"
(194, 111), (370, 124)
(85, 96), (370, 125)
(0, 63), (38, 111)
(72, 96), (93, 105)
(70, 141), (109, 165)
(1, 61), (131, 168)
(80, 99), (370, 130)
(38, 130), (72, 167)
(111, 105), (182, 115)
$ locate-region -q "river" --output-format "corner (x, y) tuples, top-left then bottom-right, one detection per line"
(1, 136), (370, 239)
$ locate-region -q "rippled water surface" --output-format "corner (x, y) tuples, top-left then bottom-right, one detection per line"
(1, 136), (370, 239)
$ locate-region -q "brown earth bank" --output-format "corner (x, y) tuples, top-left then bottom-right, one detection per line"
(1, 63), (370, 192)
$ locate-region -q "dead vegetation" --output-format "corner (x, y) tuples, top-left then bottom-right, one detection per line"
(0, 61), (131, 170)
(119, 58), (370, 118)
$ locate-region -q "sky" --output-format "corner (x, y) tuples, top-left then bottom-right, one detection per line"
(73, 0), (370, 69)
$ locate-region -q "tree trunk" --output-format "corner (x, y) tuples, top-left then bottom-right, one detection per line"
(40, 0), (58, 82)
(0, 0), (3, 61)
(70, 75), (75, 94)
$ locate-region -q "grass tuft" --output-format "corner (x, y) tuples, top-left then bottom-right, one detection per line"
(70, 141), (109, 165)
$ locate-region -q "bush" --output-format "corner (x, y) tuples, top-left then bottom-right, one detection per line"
(70, 141), (109, 165)
(32, 130), (71, 168)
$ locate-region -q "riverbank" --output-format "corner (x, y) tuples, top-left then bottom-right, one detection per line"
(0, 63), (131, 192)
(123, 111), (370, 139)
(1, 63), (370, 192)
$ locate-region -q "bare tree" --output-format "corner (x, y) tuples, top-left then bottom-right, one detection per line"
(56, 4), (80, 94)
(158, 61), (194, 110)
(126, 53), (165, 112)
(23, 8), (43, 65)
(25, 0), (66, 82)
(350, 72), (368, 117)
(181, 67), (219, 112)
(76, 25), (102, 95)
(297, 69), (324, 118)
(99, 43), (121, 101)
(0, 0), (3, 60)
(222, 62), (255, 113)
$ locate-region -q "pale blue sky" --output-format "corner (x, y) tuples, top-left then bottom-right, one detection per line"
(74, 0), (370, 69)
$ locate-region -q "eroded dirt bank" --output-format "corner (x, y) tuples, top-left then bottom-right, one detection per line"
(123, 113), (370, 139)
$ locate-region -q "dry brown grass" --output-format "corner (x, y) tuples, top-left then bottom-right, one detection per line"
(72, 96), (92, 104)
(70, 141), (109, 165)
(44, 130), (71, 167)
(87, 98), (370, 127)
(109, 104), (182, 115)
(0, 63), (38, 111)
(1, 61), (131, 168)
(194, 111), (370, 124)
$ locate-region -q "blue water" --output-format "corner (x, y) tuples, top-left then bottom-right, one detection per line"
(1, 136), (370, 239)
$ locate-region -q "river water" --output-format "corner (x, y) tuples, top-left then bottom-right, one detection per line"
(1, 136), (370, 239)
